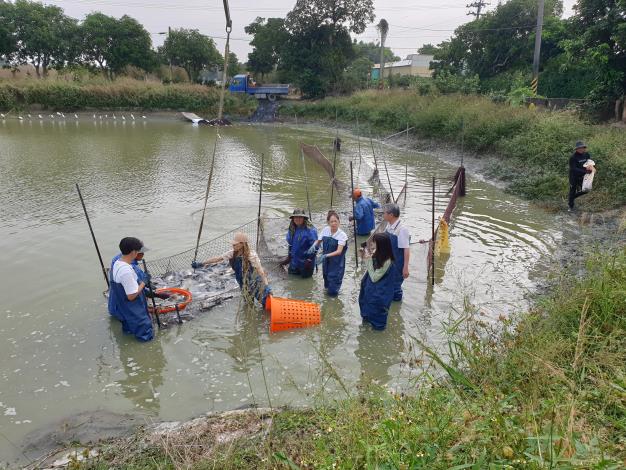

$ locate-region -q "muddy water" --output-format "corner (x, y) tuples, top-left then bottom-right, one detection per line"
(1, 118), (562, 465)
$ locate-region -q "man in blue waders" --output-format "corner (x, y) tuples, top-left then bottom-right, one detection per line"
(108, 237), (154, 342)
(383, 203), (410, 302)
(108, 246), (169, 321)
(284, 208), (318, 278)
(350, 188), (380, 236)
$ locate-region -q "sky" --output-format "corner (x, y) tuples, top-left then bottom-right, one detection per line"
(45, 0), (577, 62)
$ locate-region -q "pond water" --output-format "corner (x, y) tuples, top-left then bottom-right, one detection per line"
(0, 118), (563, 465)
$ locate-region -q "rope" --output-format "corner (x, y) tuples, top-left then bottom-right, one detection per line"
(192, 128), (219, 263)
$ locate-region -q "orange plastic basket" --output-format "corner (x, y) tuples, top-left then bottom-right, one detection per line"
(266, 296), (321, 332)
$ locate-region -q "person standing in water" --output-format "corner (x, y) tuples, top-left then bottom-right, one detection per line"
(383, 203), (410, 302)
(285, 209), (318, 278)
(359, 232), (395, 330)
(307, 210), (348, 297)
(192, 232), (271, 308)
(350, 188), (380, 236)
(568, 141), (594, 211)
(108, 237), (153, 342)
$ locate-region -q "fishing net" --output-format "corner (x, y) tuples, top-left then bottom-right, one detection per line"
(300, 143), (350, 193)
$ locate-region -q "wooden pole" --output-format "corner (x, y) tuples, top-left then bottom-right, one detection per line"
(404, 162), (408, 205)
(330, 109), (338, 207)
(431, 176), (435, 287)
(350, 161), (359, 268)
(300, 147), (313, 220)
(256, 153), (264, 248)
(142, 259), (162, 329)
(356, 116), (362, 178)
(76, 183), (109, 288)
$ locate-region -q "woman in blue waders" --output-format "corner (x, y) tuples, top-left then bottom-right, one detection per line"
(284, 208), (318, 278)
(359, 232), (395, 330)
(307, 210), (348, 297)
(193, 232), (271, 308)
(107, 237), (154, 342)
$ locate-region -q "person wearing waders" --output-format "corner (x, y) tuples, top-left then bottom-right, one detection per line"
(359, 232), (395, 330)
(350, 188), (380, 236)
(383, 203), (410, 302)
(108, 237), (153, 342)
(108, 247), (169, 321)
(568, 141), (593, 211)
(307, 210), (348, 297)
(284, 209), (318, 278)
(192, 232), (272, 308)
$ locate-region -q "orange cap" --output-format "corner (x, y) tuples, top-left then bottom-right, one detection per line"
(352, 188), (362, 199)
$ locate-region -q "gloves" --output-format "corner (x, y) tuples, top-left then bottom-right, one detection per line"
(156, 292), (171, 300)
(315, 254), (326, 266)
(306, 244), (317, 255)
(191, 261), (203, 269)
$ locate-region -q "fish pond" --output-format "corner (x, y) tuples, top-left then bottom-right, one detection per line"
(0, 117), (569, 465)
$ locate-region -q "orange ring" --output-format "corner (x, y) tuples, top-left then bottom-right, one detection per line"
(148, 288), (193, 315)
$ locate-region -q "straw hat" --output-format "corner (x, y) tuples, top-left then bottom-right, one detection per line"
(231, 232), (249, 245)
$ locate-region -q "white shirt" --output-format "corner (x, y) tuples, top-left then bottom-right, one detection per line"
(112, 260), (139, 296)
(318, 226), (348, 246)
(385, 219), (410, 249)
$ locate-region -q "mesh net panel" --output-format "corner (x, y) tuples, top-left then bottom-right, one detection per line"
(301, 143), (350, 193)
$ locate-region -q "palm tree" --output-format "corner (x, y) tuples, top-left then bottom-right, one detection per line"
(377, 19), (389, 90)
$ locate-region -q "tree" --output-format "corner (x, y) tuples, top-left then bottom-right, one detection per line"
(0, 1), (16, 61)
(80, 12), (118, 72)
(159, 28), (221, 82)
(377, 19), (389, 89)
(244, 17), (288, 78)
(286, 0), (375, 35)
(417, 43), (438, 55)
(227, 52), (241, 77)
(11, 0), (79, 77)
(106, 15), (155, 76)
(353, 40), (398, 63)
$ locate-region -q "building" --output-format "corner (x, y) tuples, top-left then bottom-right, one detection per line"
(371, 54), (434, 80)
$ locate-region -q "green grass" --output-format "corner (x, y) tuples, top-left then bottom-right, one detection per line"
(282, 90), (626, 211)
(0, 78), (256, 115)
(77, 248), (626, 469)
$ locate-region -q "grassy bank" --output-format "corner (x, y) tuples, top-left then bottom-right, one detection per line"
(282, 91), (626, 211)
(0, 79), (256, 115)
(71, 248), (626, 469)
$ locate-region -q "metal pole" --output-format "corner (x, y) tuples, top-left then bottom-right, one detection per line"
(168, 26), (172, 82)
(531, 0), (545, 94)
(142, 259), (162, 329)
(431, 176), (435, 287)
(193, 129), (218, 263)
(350, 161), (359, 268)
(75, 183), (109, 288)
(330, 109), (338, 207)
(217, 0), (232, 121)
(300, 147), (313, 220)
(256, 153), (264, 248)
(404, 162), (408, 205)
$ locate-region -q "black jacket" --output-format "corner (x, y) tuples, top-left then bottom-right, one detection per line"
(569, 151), (590, 183)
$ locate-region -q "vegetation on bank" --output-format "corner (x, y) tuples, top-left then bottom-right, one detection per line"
(0, 79), (256, 115)
(73, 248), (626, 469)
(283, 91), (626, 211)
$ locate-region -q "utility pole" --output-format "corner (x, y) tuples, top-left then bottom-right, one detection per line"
(466, 1), (489, 19)
(531, 0), (545, 95)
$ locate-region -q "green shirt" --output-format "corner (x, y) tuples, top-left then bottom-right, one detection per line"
(365, 258), (392, 283)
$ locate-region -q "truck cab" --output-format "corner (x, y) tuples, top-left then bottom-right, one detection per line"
(229, 74), (289, 101)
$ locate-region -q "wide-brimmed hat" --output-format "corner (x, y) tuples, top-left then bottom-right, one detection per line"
(574, 141), (587, 149)
(231, 232), (249, 245)
(289, 208), (309, 219)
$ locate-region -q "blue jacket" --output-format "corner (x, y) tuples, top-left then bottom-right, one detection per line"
(354, 197), (380, 235)
(286, 224), (318, 272)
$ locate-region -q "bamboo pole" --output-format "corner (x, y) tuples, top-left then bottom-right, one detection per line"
(350, 161), (359, 268)
(256, 153), (264, 248)
(76, 183), (109, 288)
(431, 176), (435, 287)
(300, 147), (313, 220)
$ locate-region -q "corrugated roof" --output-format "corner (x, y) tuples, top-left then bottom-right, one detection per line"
(373, 54), (434, 69)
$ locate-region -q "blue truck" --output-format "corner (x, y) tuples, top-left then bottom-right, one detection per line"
(229, 74), (289, 101)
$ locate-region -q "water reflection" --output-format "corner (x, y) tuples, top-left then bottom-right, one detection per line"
(110, 321), (165, 413)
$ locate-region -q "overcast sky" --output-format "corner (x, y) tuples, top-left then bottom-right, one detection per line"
(46, 0), (577, 61)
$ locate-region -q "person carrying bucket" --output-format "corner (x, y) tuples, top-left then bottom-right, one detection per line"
(192, 232), (271, 308)
(108, 237), (154, 342)
(307, 210), (348, 297)
(349, 189), (380, 236)
(383, 203), (410, 302)
(359, 232), (395, 330)
(568, 141), (595, 211)
(284, 208), (318, 278)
